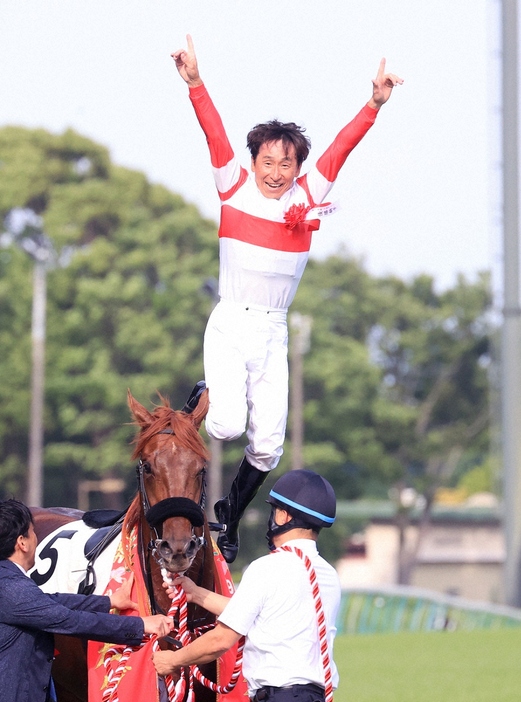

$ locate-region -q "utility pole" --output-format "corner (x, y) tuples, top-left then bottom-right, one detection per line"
(27, 259), (47, 507)
(501, 0), (521, 606)
(289, 313), (312, 470)
(201, 278), (223, 509)
(1, 208), (74, 507)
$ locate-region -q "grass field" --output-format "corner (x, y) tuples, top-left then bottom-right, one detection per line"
(334, 628), (521, 701)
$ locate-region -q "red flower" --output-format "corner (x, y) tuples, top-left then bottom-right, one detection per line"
(284, 203), (311, 230)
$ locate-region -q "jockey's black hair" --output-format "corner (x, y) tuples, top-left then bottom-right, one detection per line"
(247, 120), (311, 167)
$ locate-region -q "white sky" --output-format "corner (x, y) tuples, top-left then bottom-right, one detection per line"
(1, 0), (501, 290)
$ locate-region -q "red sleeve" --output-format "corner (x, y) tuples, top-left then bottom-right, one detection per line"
(315, 104), (377, 181)
(189, 84), (235, 169)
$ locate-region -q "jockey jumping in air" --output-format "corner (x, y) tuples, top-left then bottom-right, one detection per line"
(174, 35), (403, 562)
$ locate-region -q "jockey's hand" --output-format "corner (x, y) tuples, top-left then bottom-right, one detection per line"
(110, 572), (138, 611)
(367, 58), (403, 110)
(171, 34), (203, 88)
(153, 650), (181, 678)
(143, 614), (175, 638)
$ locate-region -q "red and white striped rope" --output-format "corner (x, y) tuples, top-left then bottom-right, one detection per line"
(101, 638), (156, 702)
(192, 638), (245, 693)
(167, 580), (245, 696)
(100, 579), (244, 702)
(156, 585), (195, 702)
(276, 546), (334, 702)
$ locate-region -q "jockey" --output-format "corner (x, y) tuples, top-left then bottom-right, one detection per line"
(174, 35), (403, 563)
(153, 470), (340, 702)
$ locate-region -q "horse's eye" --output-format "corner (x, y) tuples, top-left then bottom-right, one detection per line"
(143, 462), (153, 475)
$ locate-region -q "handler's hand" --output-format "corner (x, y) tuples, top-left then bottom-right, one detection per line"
(171, 34), (203, 88)
(163, 574), (198, 603)
(142, 614), (174, 638)
(110, 573), (138, 611)
(163, 575), (229, 616)
(368, 58), (403, 110)
(153, 650), (181, 678)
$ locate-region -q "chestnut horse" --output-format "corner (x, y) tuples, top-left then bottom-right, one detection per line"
(32, 389), (225, 702)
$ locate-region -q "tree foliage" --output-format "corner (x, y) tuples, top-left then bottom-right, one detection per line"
(291, 261), (491, 498)
(0, 126), (492, 571)
(0, 126), (218, 503)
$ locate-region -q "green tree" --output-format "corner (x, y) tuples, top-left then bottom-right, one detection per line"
(289, 266), (492, 576)
(0, 127), (492, 579)
(236, 263), (491, 571)
(0, 126), (218, 504)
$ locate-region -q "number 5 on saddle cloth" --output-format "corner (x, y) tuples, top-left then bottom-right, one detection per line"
(29, 510), (125, 596)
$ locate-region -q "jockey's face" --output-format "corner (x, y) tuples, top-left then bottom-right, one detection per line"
(251, 140), (301, 199)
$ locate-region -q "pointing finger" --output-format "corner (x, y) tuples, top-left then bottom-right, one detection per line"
(376, 57), (386, 80)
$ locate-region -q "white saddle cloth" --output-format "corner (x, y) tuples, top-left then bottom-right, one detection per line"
(29, 519), (122, 595)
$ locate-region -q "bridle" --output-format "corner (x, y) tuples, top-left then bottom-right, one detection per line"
(135, 427), (209, 614)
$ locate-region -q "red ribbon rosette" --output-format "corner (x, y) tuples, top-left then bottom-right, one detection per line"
(283, 203), (312, 230)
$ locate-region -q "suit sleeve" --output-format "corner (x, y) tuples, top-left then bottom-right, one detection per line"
(0, 572), (144, 645)
(305, 104), (378, 204)
(50, 592), (111, 613)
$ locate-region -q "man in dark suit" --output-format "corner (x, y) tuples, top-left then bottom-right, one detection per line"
(0, 498), (173, 702)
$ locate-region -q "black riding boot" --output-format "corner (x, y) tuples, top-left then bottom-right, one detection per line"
(215, 457), (268, 563)
(182, 380), (206, 414)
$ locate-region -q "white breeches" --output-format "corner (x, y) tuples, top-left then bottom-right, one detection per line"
(203, 300), (289, 472)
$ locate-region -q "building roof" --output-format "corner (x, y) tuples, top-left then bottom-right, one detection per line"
(336, 499), (502, 525)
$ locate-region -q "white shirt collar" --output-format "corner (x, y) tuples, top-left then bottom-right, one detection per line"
(10, 560), (29, 576)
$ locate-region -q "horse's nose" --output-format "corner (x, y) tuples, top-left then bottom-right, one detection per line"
(157, 540), (175, 560)
(157, 536), (203, 562)
(186, 535), (204, 559)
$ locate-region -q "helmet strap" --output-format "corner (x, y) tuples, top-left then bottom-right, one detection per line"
(266, 506), (314, 551)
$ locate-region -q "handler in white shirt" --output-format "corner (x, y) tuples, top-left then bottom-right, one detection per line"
(153, 470), (340, 702)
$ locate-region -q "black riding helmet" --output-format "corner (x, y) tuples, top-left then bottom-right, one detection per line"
(266, 470), (336, 549)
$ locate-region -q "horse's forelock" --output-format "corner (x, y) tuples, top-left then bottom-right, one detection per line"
(131, 404), (209, 462)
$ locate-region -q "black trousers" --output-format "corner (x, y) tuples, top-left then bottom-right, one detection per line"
(252, 683), (325, 702)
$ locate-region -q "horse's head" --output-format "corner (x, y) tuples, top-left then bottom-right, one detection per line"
(127, 389), (211, 574)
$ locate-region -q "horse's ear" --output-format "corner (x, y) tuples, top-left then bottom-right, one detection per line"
(127, 389), (154, 427)
(190, 388), (209, 429)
